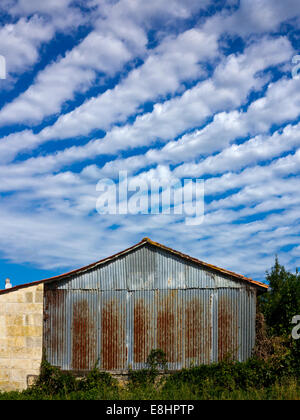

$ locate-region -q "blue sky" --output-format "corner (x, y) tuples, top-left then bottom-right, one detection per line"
(0, 0), (300, 288)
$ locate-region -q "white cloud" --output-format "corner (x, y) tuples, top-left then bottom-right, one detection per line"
(13, 35), (291, 174)
(39, 27), (218, 140)
(0, 31), (134, 125)
(0, 1), (94, 83)
(1, 0), (91, 31)
(0, 35), (293, 190)
(204, 0), (300, 37)
(1, 1), (300, 281)
(0, 0), (214, 124)
(0, 16), (54, 76)
(175, 121), (300, 178)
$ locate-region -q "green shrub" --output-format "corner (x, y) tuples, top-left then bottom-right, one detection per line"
(24, 359), (117, 398)
(127, 349), (167, 387)
(128, 368), (158, 387)
(26, 359), (77, 397)
(77, 366), (117, 391)
(146, 349), (167, 371)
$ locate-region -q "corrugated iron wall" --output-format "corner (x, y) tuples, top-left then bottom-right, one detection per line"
(43, 244), (257, 372)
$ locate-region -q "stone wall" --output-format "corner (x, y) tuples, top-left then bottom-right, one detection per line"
(0, 283), (44, 392)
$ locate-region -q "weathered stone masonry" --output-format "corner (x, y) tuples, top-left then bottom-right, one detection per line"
(0, 284), (43, 392)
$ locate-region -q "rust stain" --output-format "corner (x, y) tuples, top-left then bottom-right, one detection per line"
(185, 299), (203, 361)
(134, 299), (151, 364)
(185, 297), (211, 365)
(218, 296), (238, 361)
(157, 290), (182, 364)
(206, 296), (212, 364)
(72, 300), (96, 370)
(101, 299), (125, 370)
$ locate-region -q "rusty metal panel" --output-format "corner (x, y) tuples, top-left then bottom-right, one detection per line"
(44, 286), (100, 371)
(184, 289), (212, 366)
(70, 290), (99, 371)
(217, 289), (239, 361)
(239, 287), (256, 361)
(156, 289), (184, 369)
(43, 245), (258, 372)
(43, 288), (68, 369)
(100, 291), (127, 371)
(43, 285), (257, 371)
(211, 287), (257, 363)
(127, 291), (156, 369)
(128, 289), (214, 370)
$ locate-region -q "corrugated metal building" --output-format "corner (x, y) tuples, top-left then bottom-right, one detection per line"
(1, 237), (268, 381)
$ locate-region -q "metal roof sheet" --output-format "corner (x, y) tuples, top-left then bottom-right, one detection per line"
(0, 237), (268, 294)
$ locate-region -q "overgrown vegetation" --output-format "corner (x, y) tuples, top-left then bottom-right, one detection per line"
(127, 348), (168, 387)
(1, 358), (299, 400)
(257, 257), (300, 378)
(0, 258), (299, 400)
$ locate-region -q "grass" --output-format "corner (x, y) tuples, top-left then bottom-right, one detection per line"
(1, 381), (299, 400)
(0, 374), (299, 400)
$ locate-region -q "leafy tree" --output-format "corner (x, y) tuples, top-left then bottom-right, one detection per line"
(258, 256), (300, 337)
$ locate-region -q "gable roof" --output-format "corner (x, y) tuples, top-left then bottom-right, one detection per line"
(0, 237), (268, 294)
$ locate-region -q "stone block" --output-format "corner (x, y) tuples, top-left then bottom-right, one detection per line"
(25, 292), (33, 303)
(0, 369), (10, 381)
(26, 336), (42, 348)
(7, 336), (26, 347)
(35, 292), (43, 303)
